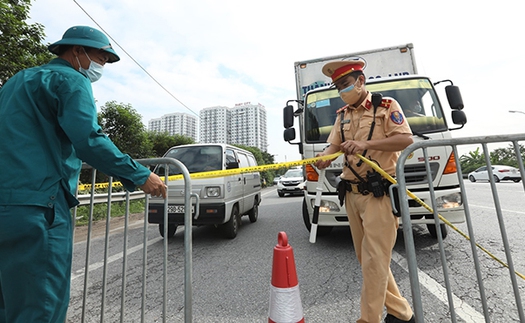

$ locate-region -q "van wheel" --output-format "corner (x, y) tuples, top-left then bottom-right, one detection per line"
(159, 223), (177, 238)
(248, 203), (258, 223)
(222, 206), (239, 239)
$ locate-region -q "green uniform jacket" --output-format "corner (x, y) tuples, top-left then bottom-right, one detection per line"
(0, 58), (151, 208)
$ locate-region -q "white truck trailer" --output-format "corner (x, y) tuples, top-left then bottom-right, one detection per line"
(283, 44), (467, 239)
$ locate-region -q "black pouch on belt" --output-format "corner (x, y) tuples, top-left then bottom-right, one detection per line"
(336, 176), (346, 206)
(366, 170), (385, 197)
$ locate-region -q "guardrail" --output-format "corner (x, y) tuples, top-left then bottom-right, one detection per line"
(395, 133), (525, 323)
(76, 191), (146, 206)
(72, 157), (194, 323)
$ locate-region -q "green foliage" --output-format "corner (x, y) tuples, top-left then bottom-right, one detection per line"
(74, 200), (145, 226)
(490, 145), (525, 167)
(232, 144), (283, 187)
(98, 101), (153, 158)
(0, 0), (55, 86)
(148, 131), (195, 157)
(459, 147), (485, 174)
(459, 144), (525, 175)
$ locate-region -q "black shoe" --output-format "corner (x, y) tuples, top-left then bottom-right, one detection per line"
(384, 313), (415, 323)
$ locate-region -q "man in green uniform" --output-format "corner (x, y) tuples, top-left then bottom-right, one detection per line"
(0, 26), (166, 323)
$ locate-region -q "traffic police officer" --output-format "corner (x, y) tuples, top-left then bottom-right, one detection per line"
(0, 26), (166, 323)
(315, 60), (415, 323)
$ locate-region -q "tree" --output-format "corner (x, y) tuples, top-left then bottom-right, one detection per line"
(147, 131), (195, 157)
(233, 145), (282, 187)
(490, 144), (525, 167)
(459, 147), (485, 174)
(459, 144), (525, 176)
(98, 101), (153, 158)
(0, 0), (54, 86)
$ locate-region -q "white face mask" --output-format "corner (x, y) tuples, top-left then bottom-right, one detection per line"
(76, 48), (104, 83)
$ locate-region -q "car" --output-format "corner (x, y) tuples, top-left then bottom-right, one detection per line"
(468, 165), (521, 183)
(277, 169), (305, 197)
(148, 143), (262, 239)
(273, 176), (281, 185)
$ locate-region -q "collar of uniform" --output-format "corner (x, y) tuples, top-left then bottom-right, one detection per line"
(348, 92), (372, 111)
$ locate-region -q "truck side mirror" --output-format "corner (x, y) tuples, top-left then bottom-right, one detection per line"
(452, 110), (467, 125)
(283, 128), (296, 142)
(448, 110), (467, 131)
(446, 85), (464, 110)
(283, 105), (294, 128)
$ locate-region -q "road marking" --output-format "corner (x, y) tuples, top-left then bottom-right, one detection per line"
(391, 251), (485, 322)
(71, 236), (163, 281)
(469, 203), (525, 215)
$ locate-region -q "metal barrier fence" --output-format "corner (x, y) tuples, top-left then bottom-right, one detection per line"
(70, 157), (194, 323)
(394, 133), (525, 323)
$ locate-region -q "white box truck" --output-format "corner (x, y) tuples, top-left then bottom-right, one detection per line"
(283, 44), (467, 239)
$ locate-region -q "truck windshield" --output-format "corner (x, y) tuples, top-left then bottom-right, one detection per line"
(303, 78), (447, 143)
(156, 146), (223, 175)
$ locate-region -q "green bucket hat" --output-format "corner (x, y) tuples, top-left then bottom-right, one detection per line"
(48, 26), (120, 63)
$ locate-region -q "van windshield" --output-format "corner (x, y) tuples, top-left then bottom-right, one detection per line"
(157, 146), (223, 175)
(303, 77), (448, 143)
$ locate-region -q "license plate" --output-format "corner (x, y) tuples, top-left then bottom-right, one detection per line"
(167, 204), (194, 213)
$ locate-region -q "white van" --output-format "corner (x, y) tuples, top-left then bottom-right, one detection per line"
(148, 143), (262, 239)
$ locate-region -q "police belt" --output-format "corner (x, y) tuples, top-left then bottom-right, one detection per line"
(341, 178), (393, 195)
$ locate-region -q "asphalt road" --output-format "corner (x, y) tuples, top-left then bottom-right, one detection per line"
(67, 181), (525, 322)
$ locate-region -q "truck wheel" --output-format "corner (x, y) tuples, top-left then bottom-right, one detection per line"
(222, 205), (239, 239)
(468, 175), (476, 182)
(425, 215), (447, 239)
(302, 199), (333, 236)
(248, 202), (258, 223)
(159, 223), (177, 238)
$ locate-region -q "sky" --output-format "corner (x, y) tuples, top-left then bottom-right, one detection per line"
(28, 0), (525, 163)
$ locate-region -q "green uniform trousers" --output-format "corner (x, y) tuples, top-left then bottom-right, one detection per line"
(0, 191), (73, 323)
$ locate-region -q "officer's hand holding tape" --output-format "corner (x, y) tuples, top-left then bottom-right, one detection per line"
(315, 141), (365, 169)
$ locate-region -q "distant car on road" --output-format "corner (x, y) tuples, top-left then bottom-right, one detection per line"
(277, 169), (305, 197)
(273, 176), (281, 185)
(468, 165), (521, 183)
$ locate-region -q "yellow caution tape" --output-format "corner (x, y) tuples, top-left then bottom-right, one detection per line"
(77, 152), (342, 191)
(356, 153), (525, 281)
(77, 150), (523, 279)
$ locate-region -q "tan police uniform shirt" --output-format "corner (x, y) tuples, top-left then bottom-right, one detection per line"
(326, 92), (412, 181)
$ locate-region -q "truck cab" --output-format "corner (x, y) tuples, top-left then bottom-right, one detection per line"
(285, 74), (467, 239)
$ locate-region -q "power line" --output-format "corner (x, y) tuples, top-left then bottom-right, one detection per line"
(72, 0), (200, 118)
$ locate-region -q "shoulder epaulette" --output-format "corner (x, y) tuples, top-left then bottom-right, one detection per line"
(380, 98), (393, 109)
(336, 105), (349, 114)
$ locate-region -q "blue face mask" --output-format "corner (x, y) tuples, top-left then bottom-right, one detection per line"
(338, 79), (362, 106)
(77, 49), (104, 83)
(338, 80), (358, 94)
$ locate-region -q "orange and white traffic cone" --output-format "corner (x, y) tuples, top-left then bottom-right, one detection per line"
(268, 231), (305, 323)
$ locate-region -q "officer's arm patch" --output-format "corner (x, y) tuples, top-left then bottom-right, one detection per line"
(390, 111), (405, 125)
